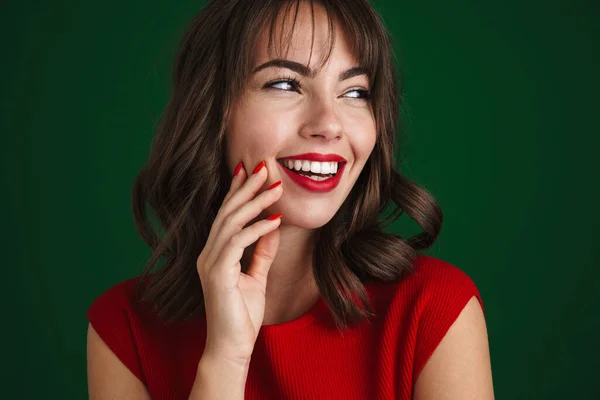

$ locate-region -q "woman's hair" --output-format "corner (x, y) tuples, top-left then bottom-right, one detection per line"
(132, 0), (443, 330)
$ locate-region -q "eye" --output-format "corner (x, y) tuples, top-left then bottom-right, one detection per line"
(263, 77), (301, 93)
(344, 88), (371, 100)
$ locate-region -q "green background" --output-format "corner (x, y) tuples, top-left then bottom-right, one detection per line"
(2, 0), (598, 398)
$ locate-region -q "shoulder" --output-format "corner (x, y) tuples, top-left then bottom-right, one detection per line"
(86, 274), (159, 342)
(400, 255), (492, 396)
(407, 253), (485, 332)
(87, 276), (141, 313)
(408, 256), (494, 398)
(409, 254), (484, 311)
(376, 254), (483, 313)
(86, 276), (148, 384)
(87, 274), (159, 323)
(367, 253), (484, 315)
(380, 254), (487, 385)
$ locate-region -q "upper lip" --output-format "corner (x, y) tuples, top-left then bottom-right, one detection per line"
(277, 153), (347, 163)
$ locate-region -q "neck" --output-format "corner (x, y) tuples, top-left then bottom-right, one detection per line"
(241, 223), (320, 325)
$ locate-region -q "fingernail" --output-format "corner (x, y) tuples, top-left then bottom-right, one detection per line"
(267, 213), (282, 221)
(267, 181), (282, 190)
(252, 160), (265, 174)
(233, 162), (243, 177)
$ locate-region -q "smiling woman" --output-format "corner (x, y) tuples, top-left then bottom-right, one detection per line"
(86, 0), (494, 399)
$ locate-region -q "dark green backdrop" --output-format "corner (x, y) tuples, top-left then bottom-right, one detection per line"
(2, 0), (598, 398)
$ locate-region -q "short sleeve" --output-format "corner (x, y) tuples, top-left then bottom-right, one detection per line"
(86, 278), (146, 384)
(411, 257), (485, 385)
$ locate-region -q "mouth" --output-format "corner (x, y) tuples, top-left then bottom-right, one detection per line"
(276, 157), (347, 193)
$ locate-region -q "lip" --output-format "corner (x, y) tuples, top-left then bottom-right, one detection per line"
(277, 153), (347, 163)
(278, 161), (346, 193)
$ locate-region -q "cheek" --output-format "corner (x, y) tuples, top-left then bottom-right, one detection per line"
(348, 115), (377, 163)
(227, 103), (290, 159)
(343, 119), (376, 199)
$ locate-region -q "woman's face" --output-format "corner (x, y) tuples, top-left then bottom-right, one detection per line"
(225, 3), (376, 229)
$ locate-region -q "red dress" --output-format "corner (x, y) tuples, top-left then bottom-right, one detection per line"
(87, 254), (484, 399)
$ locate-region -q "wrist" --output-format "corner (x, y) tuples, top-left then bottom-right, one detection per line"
(200, 351), (251, 371)
(200, 344), (252, 367)
(189, 354), (250, 400)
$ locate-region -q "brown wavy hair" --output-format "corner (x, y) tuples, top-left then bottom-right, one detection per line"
(132, 0), (443, 330)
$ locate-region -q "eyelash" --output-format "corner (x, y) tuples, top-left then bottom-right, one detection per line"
(263, 76), (371, 100)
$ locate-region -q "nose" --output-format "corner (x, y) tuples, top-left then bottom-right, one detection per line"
(298, 96), (343, 141)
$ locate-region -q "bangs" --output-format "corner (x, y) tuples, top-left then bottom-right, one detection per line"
(232, 0), (385, 90)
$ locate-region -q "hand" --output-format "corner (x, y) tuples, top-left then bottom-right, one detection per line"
(196, 160), (283, 365)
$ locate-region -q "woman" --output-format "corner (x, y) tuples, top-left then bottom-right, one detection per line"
(87, 0), (494, 399)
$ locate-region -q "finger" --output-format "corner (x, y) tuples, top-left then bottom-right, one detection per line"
(245, 227), (280, 288)
(223, 162), (247, 204)
(205, 162), (270, 267)
(200, 162), (250, 272)
(210, 215), (282, 285)
(208, 180), (282, 269)
(216, 161), (268, 225)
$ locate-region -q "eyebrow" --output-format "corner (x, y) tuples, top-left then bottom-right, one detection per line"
(252, 59), (368, 81)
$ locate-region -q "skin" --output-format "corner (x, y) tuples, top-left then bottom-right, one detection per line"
(224, 1), (376, 326)
(413, 297), (495, 399)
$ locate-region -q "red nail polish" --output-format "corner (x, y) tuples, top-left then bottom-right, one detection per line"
(267, 213), (282, 221)
(233, 162), (243, 177)
(267, 181), (282, 190)
(253, 161), (265, 174)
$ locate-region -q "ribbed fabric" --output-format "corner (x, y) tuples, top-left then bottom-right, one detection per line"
(86, 254), (484, 400)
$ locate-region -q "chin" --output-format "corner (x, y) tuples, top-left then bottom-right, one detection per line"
(281, 213), (335, 229)
(267, 202), (339, 230)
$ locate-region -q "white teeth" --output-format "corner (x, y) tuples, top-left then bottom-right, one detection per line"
(280, 158), (344, 184)
(281, 159), (340, 173)
(310, 161), (321, 174)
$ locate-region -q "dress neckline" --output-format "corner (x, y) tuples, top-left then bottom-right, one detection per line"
(258, 294), (330, 338)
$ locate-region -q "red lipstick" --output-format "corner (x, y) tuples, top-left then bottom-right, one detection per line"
(279, 153), (347, 163)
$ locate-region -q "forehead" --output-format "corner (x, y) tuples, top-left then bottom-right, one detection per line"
(253, 1), (358, 72)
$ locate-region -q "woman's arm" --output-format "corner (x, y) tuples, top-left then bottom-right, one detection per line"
(87, 323), (151, 399)
(413, 297), (495, 399)
(87, 322), (250, 399)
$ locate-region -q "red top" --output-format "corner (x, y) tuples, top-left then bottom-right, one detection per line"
(87, 254), (484, 400)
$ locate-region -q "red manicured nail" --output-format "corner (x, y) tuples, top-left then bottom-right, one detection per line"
(233, 162), (243, 177)
(267, 213), (282, 221)
(267, 181), (282, 190)
(252, 160), (265, 174)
